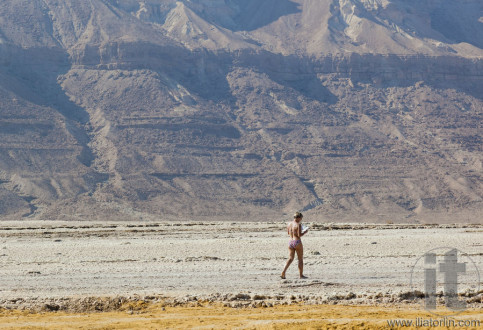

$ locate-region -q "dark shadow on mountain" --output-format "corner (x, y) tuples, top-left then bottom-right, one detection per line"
(234, 50), (338, 104)
(268, 73), (339, 105)
(430, 7), (483, 49)
(387, 1), (483, 50)
(72, 41), (482, 110)
(169, 49), (338, 104)
(192, 0), (301, 32)
(74, 41), (236, 103)
(169, 48), (337, 104)
(174, 49), (235, 102)
(343, 53), (483, 101)
(0, 44), (94, 166)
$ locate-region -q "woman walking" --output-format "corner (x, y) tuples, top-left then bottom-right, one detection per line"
(281, 212), (308, 279)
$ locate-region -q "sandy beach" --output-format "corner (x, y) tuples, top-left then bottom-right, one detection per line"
(1, 303), (483, 329)
(1, 221), (482, 328)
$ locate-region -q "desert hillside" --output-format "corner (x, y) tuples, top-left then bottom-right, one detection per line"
(0, 0), (481, 222)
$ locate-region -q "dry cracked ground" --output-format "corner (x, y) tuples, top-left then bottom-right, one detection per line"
(0, 221), (482, 328)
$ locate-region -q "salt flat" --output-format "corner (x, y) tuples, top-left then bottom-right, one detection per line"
(0, 221), (482, 309)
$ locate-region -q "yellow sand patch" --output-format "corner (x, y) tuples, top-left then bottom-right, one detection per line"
(1, 304), (482, 329)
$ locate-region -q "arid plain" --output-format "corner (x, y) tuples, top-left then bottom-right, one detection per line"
(1, 221), (482, 328)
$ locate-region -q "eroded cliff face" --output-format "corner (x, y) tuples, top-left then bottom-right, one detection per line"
(0, 0), (481, 221)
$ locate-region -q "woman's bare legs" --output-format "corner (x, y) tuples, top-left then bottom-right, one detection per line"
(295, 243), (307, 278)
(281, 247), (295, 279)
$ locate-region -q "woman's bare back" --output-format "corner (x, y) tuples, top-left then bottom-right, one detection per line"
(287, 221), (301, 240)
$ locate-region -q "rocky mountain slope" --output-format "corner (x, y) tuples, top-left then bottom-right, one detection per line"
(0, 0), (481, 222)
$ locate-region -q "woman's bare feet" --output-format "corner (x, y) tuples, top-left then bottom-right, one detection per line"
(281, 273), (286, 279)
(300, 275), (308, 279)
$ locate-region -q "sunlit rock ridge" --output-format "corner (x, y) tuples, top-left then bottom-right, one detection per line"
(0, 0), (481, 222)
